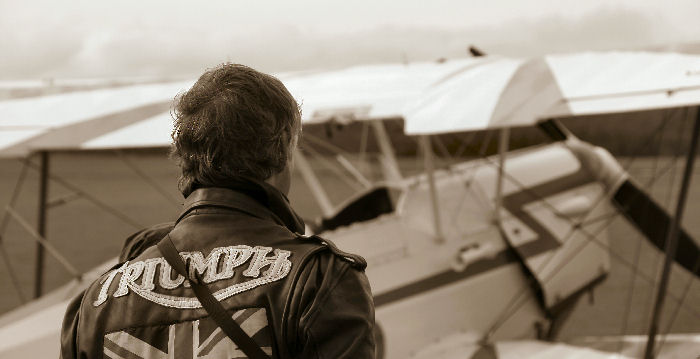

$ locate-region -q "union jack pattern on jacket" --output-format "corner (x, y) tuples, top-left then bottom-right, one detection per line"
(103, 307), (271, 358)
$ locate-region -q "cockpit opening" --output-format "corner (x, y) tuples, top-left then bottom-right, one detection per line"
(316, 186), (403, 233)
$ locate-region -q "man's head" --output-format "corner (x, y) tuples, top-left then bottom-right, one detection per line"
(172, 64), (302, 197)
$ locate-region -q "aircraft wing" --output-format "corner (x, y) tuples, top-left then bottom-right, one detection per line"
(0, 59), (482, 157)
(545, 51), (700, 118)
(410, 332), (634, 359)
(3, 51), (700, 156)
(568, 334), (700, 359)
(405, 51), (700, 134)
(282, 59), (479, 123)
(410, 331), (700, 358)
(0, 81), (193, 157)
(0, 258), (117, 359)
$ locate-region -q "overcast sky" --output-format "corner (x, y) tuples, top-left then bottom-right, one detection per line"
(1, 0), (699, 79)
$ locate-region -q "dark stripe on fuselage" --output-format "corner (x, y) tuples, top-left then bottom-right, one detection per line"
(374, 164), (595, 307)
(374, 249), (519, 307)
(501, 168), (594, 258)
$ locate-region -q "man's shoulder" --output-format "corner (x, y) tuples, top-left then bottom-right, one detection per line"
(119, 222), (174, 262)
(289, 235), (370, 309)
(286, 235), (374, 357)
(296, 235), (367, 272)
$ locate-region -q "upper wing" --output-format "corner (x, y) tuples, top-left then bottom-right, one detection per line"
(545, 51), (700, 117)
(0, 59), (480, 158)
(3, 51), (700, 156)
(405, 51), (700, 135)
(282, 59), (480, 123)
(0, 81), (192, 157)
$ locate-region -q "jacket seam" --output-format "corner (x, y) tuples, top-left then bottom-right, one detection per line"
(306, 328), (323, 359)
(281, 245), (328, 354)
(302, 262), (351, 331)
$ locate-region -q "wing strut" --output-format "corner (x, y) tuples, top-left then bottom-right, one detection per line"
(419, 135), (444, 243)
(34, 151), (49, 298)
(495, 128), (510, 224)
(0, 160), (30, 303)
(294, 149), (334, 218)
(371, 120), (402, 182)
(644, 107), (700, 359)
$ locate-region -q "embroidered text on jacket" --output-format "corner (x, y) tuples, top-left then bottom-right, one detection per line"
(93, 245), (292, 309)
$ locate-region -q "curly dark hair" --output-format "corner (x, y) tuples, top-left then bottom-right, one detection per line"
(171, 63), (301, 196)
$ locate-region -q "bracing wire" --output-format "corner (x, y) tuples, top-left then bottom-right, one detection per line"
(302, 133), (372, 187)
(556, 117), (673, 239)
(301, 143), (364, 192)
(641, 116), (685, 331)
(0, 160), (30, 304)
(477, 116), (700, 339)
(655, 107), (700, 356)
(454, 131), (479, 158)
(358, 121), (370, 169)
(440, 130), (499, 230)
(432, 135), (454, 163)
(485, 197), (700, 337)
(0, 161), (29, 233)
(482, 122), (672, 336)
(20, 158), (144, 229)
(656, 260), (700, 357)
(616, 110), (667, 355)
(114, 150), (181, 208)
(4, 206), (81, 279)
(303, 132), (357, 158)
(482, 151), (700, 337)
(642, 108), (683, 356)
(463, 130), (496, 186)
(0, 244), (25, 303)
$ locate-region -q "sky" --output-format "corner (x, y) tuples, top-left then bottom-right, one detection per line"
(1, 0), (699, 79)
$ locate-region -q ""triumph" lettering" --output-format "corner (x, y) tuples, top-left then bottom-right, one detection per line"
(93, 245), (292, 308)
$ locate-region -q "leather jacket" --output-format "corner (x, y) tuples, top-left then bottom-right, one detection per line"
(60, 184), (375, 358)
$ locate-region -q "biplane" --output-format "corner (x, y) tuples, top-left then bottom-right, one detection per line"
(0, 51), (699, 358)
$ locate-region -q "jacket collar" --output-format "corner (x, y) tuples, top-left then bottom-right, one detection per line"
(178, 179), (306, 235)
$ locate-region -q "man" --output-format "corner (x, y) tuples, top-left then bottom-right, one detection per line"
(61, 64), (376, 358)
